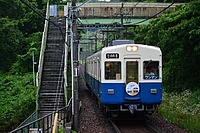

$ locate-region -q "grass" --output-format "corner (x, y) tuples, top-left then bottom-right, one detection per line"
(158, 90), (200, 133)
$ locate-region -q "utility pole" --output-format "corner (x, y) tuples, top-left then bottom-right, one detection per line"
(70, 0), (91, 130)
(120, 2), (124, 39)
(71, 0), (79, 130)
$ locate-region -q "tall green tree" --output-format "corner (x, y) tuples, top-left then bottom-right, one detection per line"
(0, 0), (43, 72)
(0, 18), (23, 72)
(133, 1), (200, 92)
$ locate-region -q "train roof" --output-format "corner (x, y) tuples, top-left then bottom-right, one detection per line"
(103, 43), (161, 51)
(107, 40), (134, 46)
(86, 43), (161, 60)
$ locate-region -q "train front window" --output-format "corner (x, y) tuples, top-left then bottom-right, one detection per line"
(126, 61), (138, 84)
(143, 61), (159, 80)
(105, 62), (121, 80)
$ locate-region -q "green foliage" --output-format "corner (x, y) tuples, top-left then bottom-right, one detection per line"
(0, 0), (43, 73)
(0, 0), (24, 19)
(158, 90), (200, 132)
(0, 73), (36, 132)
(10, 32), (42, 75)
(58, 122), (65, 133)
(0, 18), (24, 72)
(132, 1), (200, 92)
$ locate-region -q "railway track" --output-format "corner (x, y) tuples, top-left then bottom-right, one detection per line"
(108, 119), (121, 133)
(109, 118), (159, 133)
(146, 122), (160, 133)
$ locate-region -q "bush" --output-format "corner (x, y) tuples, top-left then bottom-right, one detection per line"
(158, 90), (200, 132)
(0, 73), (36, 132)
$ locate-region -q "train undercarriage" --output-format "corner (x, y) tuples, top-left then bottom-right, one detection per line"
(99, 103), (158, 120)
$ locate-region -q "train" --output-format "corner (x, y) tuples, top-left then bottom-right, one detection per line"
(85, 40), (162, 119)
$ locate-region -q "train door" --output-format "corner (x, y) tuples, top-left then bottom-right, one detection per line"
(124, 59), (140, 84)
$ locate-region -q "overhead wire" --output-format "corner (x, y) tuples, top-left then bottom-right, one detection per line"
(76, 0), (92, 9)
(132, 1), (176, 25)
(19, 0), (68, 46)
(108, 1), (177, 25)
(123, 1), (141, 24)
(20, 0), (70, 111)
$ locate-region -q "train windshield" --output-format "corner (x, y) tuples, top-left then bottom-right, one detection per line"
(105, 62), (121, 80)
(126, 61), (138, 84)
(143, 61), (159, 80)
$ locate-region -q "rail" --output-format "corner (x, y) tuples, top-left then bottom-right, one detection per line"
(108, 119), (121, 133)
(9, 98), (72, 133)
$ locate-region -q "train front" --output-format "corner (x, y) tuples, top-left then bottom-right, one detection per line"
(101, 44), (162, 118)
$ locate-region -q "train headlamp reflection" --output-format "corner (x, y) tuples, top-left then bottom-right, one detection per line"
(126, 46), (138, 52)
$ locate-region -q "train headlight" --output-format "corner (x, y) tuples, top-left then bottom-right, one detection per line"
(127, 46), (132, 51)
(126, 46), (138, 52)
(132, 46), (138, 51)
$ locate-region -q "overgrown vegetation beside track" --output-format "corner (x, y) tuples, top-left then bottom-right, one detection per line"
(158, 90), (200, 132)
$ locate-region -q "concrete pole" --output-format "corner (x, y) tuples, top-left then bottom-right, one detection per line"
(71, 0), (79, 131)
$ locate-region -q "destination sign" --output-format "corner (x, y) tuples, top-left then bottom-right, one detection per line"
(106, 53), (119, 59)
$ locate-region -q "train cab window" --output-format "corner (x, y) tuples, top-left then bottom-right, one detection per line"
(126, 61), (138, 84)
(143, 61), (159, 80)
(105, 62), (121, 80)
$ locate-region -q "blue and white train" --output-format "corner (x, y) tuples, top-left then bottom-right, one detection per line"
(85, 40), (162, 118)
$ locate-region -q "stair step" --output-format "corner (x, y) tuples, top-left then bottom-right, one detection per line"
(39, 96), (65, 100)
(43, 77), (62, 81)
(39, 103), (65, 106)
(44, 58), (63, 62)
(40, 87), (64, 91)
(41, 80), (63, 83)
(39, 100), (65, 104)
(39, 99), (65, 103)
(42, 68), (64, 72)
(39, 97), (65, 103)
(45, 49), (63, 53)
(39, 104), (65, 108)
(40, 89), (64, 93)
(44, 54), (63, 59)
(40, 92), (64, 95)
(43, 62), (64, 68)
(41, 81), (63, 87)
(42, 71), (62, 75)
(39, 107), (64, 111)
(43, 67), (64, 70)
(38, 18), (66, 113)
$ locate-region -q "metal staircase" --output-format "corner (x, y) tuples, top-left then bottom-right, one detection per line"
(38, 18), (66, 116)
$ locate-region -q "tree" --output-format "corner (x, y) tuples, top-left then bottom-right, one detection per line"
(0, 18), (23, 72)
(132, 1), (200, 92)
(0, 0), (43, 72)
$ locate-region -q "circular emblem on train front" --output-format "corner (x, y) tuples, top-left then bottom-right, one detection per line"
(126, 82), (140, 96)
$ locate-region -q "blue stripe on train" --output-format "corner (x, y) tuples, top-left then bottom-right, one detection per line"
(86, 74), (162, 105)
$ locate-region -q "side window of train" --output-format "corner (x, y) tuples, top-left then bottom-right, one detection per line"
(143, 61), (159, 80)
(105, 62), (121, 80)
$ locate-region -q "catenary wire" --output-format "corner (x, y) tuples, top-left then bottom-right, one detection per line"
(19, 0), (68, 46)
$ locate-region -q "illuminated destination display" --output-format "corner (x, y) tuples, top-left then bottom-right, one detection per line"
(106, 53), (119, 58)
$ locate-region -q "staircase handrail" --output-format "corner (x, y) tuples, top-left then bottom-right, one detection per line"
(36, 2), (50, 110)
(9, 98), (72, 133)
(64, 16), (69, 104)
(16, 110), (38, 129)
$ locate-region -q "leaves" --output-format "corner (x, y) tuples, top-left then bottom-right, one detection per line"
(0, 73), (36, 132)
(0, 0), (43, 73)
(0, 18), (23, 72)
(132, 1), (200, 92)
